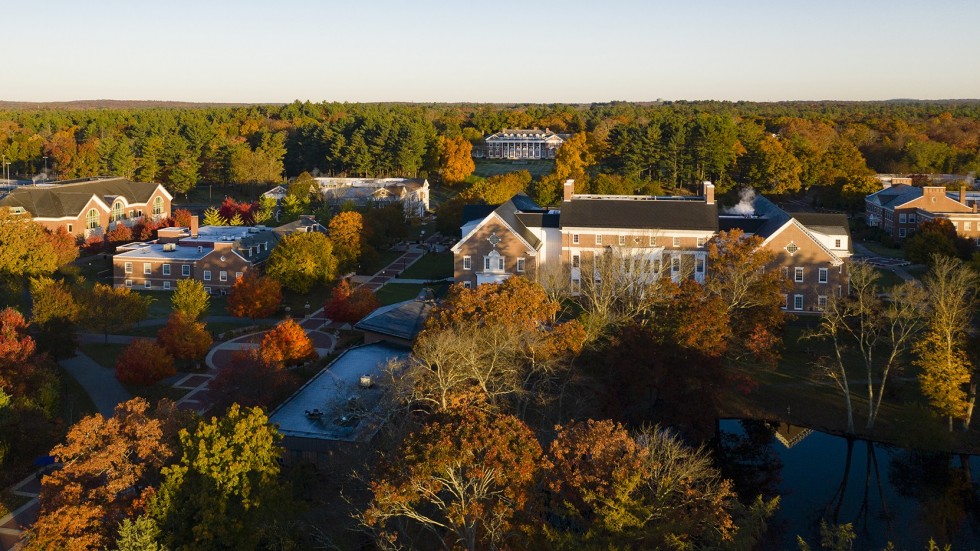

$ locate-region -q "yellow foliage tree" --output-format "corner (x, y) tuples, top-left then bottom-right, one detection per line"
(438, 136), (475, 185)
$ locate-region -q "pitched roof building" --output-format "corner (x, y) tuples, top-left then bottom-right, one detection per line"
(482, 128), (566, 160)
(0, 177), (172, 237)
(865, 184), (980, 242)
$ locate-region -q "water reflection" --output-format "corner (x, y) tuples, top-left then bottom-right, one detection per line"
(715, 419), (980, 550)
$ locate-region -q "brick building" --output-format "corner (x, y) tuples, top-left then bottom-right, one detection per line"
(865, 184), (980, 242)
(0, 177), (172, 238)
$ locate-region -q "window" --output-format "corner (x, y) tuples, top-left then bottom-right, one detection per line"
(219, 271), (227, 282)
(817, 295), (827, 310)
(153, 196), (164, 215)
(899, 213), (907, 224)
(781, 266), (789, 279)
(794, 267), (804, 282)
(163, 281), (171, 290)
(162, 264), (170, 275)
(571, 278), (581, 294)
(695, 257), (705, 274)
(67, 224), (72, 233)
(125, 279), (132, 287)
(908, 214), (916, 223)
(697, 237), (705, 248)
(86, 208), (99, 229)
(204, 287), (212, 294)
(966, 222), (973, 231)
(143, 263), (151, 275)
(818, 268), (828, 284)
(794, 295), (804, 311)
(595, 234), (603, 245)
(899, 228), (907, 238)
(113, 201), (124, 222)
(235, 272), (243, 280)
(781, 294), (788, 310)
(182, 265), (190, 277)
(203, 270), (212, 281)
(785, 242), (799, 254)
(517, 258), (525, 272)
(618, 235), (626, 246)
(463, 256), (471, 270)
(145, 280), (151, 289)
(835, 239), (841, 248)
(463, 281), (472, 289)
(649, 235), (657, 246)
(671, 256), (680, 274)
(572, 234), (579, 244)
(572, 254), (580, 268)
(124, 262), (133, 274)
(497, 257), (504, 271)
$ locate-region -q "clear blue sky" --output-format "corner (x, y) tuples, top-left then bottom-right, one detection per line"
(6, 0), (979, 103)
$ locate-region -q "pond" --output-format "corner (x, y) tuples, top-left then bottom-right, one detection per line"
(715, 419), (980, 550)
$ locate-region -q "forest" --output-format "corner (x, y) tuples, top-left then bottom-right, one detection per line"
(2, 100), (979, 209)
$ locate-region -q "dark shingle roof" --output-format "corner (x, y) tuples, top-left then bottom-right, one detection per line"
(791, 212), (852, 249)
(493, 195), (544, 249)
(462, 205), (496, 226)
(560, 198), (718, 231)
(719, 217), (766, 234)
(0, 178), (162, 218)
(868, 185), (922, 208)
(354, 291), (436, 341)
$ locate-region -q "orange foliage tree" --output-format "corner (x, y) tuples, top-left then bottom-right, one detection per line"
(157, 312), (212, 362)
(46, 227), (79, 267)
(323, 279), (379, 324)
(115, 338), (175, 386)
(30, 398), (175, 550)
(364, 404), (542, 550)
(169, 208), (193, 228)
(259, 319), (316, 368)
(437, 136), (475, 185)
(227, 272), (282, 320)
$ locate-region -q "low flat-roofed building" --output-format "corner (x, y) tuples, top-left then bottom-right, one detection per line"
(270, 342), (410, 466)
(354, 289), (436, 346)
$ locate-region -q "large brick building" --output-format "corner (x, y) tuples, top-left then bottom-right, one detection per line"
(454, 180), (851, 312)
(865, 184), (980, 242)
(0, 177), (172, 238)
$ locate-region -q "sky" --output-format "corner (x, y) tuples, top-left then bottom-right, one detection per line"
(5, 0), (979, 103)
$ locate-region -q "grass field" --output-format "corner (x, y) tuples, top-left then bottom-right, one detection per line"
(397, 252), (453, 280)
(375, 282), (450, 305)
(872, 267), (906, 289)
(473, 159), (554, 178)
(858, 240), (906, 259)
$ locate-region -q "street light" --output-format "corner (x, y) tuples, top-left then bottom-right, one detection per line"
(42, 156), (48, 182)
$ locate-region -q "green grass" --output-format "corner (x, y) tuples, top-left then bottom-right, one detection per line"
(132, 291), (230, 321)
(873, 267), (906, 289)
(360, 251), (403, 276)
(397, 252), (453, 280)
(79, 342), (128, 370)
(280, 285), (333, 318)
(123, 382), (187, 404)
(375, 282), (449, 305)
(172, 182), (277, 207)
(859, 240), (906, 259)
(473, 159), (554, 178)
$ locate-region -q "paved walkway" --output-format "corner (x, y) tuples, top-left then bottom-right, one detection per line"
(853, 242), (916, 282)
(58, 352), (132, 417)
(0, 472), (41, 551)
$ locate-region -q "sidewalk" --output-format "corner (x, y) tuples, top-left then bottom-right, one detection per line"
(853, 242), (916, 282)
(58, 352), (132, 417)
(0, 472), (41, 551)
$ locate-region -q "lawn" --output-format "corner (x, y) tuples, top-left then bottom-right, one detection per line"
(132, 291), (230, 321)
(280, 285), (333, 318)
(79, 342), (128, 370)
(872, 267), (906, 289)
(474, 159), (554, 179)
(360, 251), (403, 276)
(858, 240), (906, 259)
(397, 252), (453, 280)
(375, 282), (450, 305)
(172, 182), (277, 207)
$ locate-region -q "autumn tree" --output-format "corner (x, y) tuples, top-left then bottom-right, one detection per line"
(461, 170), (532, 204)
(227, 272), (282, 320)
(105, 223), (134, 246)
(30, 276), (80, 358)
(259, 318), (316, 368)
(83, 283), (152, 344)
(741, 133), (802, 194)
(904, 218), (968, 264)
(116, 338), (175, 386)
(266, 231), (338, 293)
(806, 262), (926, 433)
(201, 206), (226, 226)
(29, 399), (175, 551)
(171, 278), (210, 321)
(209, 349), (298, 411)
(0, 208), (60, 282)
(363, 403), (542, 551)
(148, 404), (289, 550)
(437, 135), (475, 185)
(169, 208), (193, 228)
(157, 312), (212, 363)
(323, 279), (379, 324)
(46, 227), (79, 267)
(328, 210), (365, 271)
(253, 195), (277, 225)
(915, 255), (978, 431)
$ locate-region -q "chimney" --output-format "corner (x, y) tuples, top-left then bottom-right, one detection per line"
(960, 184), (967, 205)
(563, 179), (575, 202)
(703, 181), (715, 205)
(190, 215), (199, 238)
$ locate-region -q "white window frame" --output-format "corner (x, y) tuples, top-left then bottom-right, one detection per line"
(462, 281), (472, 289)
(182, 264), (190, 277)
(908, 214), (916, 223)
(899, 228), (907, 238)
(67, 224), (72, 233)
(571, 278), (581, 294)
(794, 294), (804, 311)
(143, 262), (151, 275)
(834, 239), (841, 248)
(671, 256), (680, 274)
(794, 267), (804, 282)
(235, 272), (243, 280)
(966, 222), (973, 231)
(204, 286), (212, 294)
(672, 236), (680, 248)
(595, 234), (603, 245)
(125, 279), (133, 288)
(818, 268), (828, 284)
(697, 237), (705, 248)
(572, 234), (579, 244)
(203, 270), (212, 281)
(618, 235), (626, 246)
(695, 256), (705, 274)
(649, 235), (657, 246)
(86, 208), (99, 229)
(899, 213), (907, 224)
(516, 258), (525, 272)
(572, 254), (580, 268)
(163, 281), (171, 290)
(484, 257), (491, 271)
(817, 295), (827, 310)
(219, 271), (228, 282)
(162, 264), (171, 275)
(124, 262), (133, 274)
(463, 256), (472, 270)
(144, 280), (151, 289)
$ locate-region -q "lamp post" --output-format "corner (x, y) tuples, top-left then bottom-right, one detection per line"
(304, 302), (310, 319)
(42, 156), (48, 182)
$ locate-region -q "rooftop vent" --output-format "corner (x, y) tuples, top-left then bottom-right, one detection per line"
(163, 243), (176, 252)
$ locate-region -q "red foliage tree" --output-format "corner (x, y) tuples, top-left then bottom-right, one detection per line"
(105, 223), (133, 247)
(156, 312), (212, 362)
(170, 208), (193, 228)
(45, 227), (79, 267)
(218, 197), (256, 226)
(131, 217), (164, 241)
(115, 338), (175, 386)
(227, 272), (282, 320)
(259, 319), (316, 368)
(323, 279), (380, 324)
(209, 349), (299, 411)
(0, 307), (36, 367)
(82, 234), (105, 254)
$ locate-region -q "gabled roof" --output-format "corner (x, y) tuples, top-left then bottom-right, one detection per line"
(866, 185), (923, 208)
(461, 204), (496, 225)
(0, 178), (167, 218)
(791, 212), (850, 238)
(560, 197), (718, 231)
(453, 194), (548, 253)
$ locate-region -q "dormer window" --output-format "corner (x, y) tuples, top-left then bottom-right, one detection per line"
(112, 201), (124, 222)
